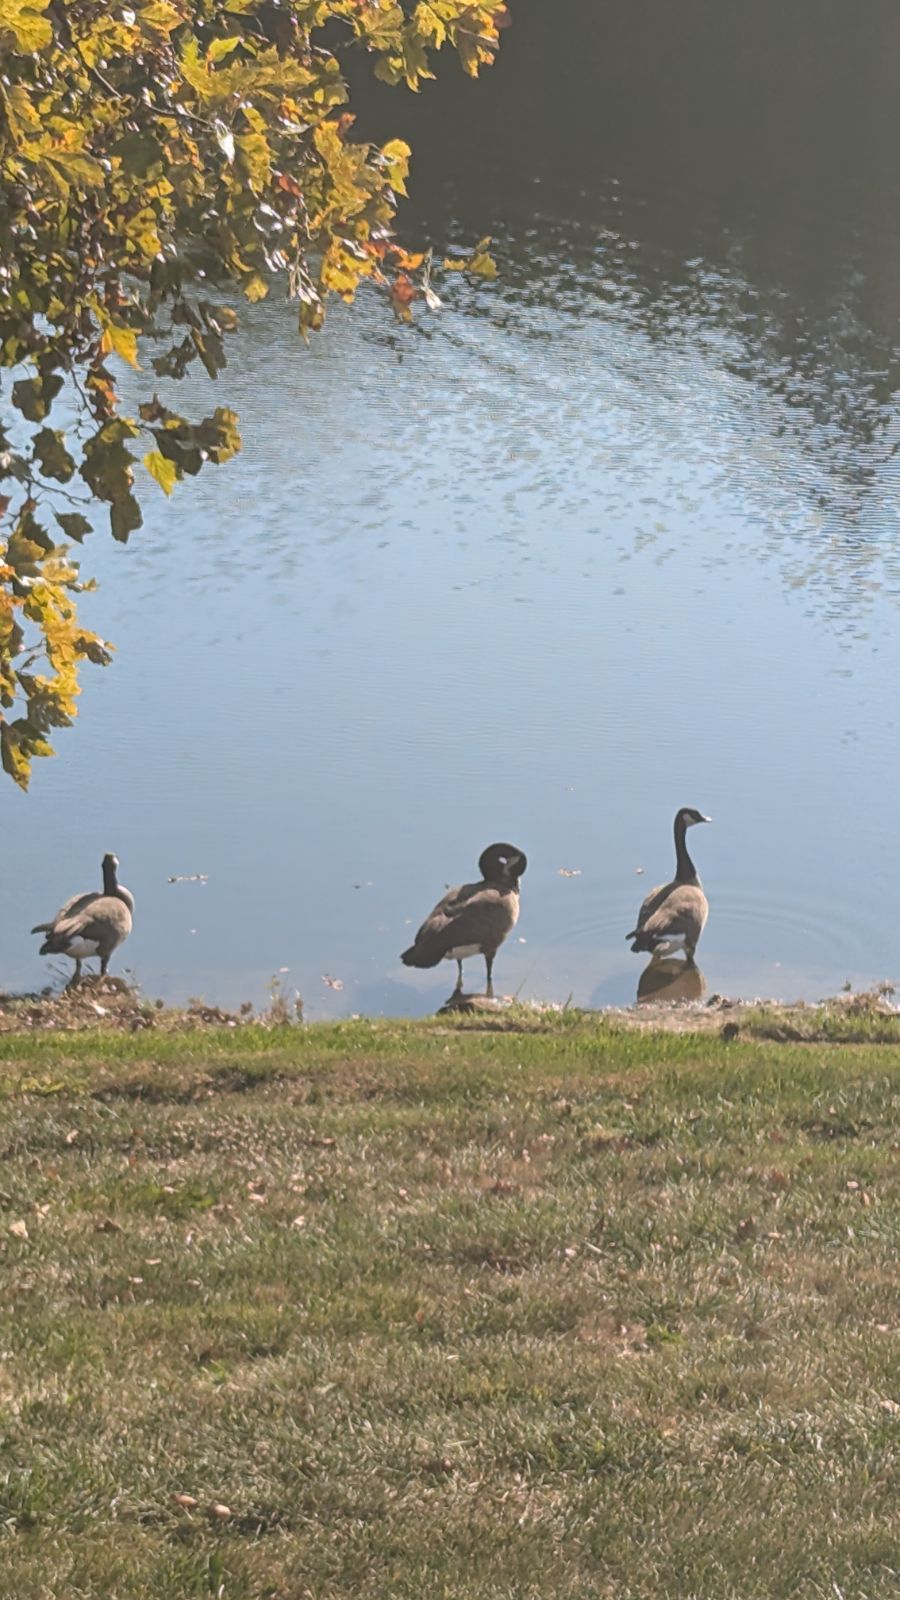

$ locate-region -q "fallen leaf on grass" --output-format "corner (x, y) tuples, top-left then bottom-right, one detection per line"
(209, 1502), (232, 1520)
(9, 1219), (28, 1239)
(94, 1218), (121, 1233)
(172, 1493), (198, 1509)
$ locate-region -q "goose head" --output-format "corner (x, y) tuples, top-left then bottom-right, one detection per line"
(677, 807), (712, 830)
(479, 843), (527, 888)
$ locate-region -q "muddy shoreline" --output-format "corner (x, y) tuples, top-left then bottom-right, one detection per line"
(2, 979), (899, 1043)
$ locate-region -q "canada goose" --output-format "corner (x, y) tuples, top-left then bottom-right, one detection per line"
(31, 853), (134, 987)
(627, 808), (711, 963)
(401, 842), (527, 1001)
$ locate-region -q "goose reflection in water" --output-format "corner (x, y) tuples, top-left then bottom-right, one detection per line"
(636, 954), (707, 1007)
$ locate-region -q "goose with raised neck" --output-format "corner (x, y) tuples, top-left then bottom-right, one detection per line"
(626, 808), (711, 964)
(32, 852), (134, 988)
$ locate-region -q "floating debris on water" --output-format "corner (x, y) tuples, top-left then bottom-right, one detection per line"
(557, 867), (582, 877)
(167, 874), (209, 884)
(321, 974), (344, 991)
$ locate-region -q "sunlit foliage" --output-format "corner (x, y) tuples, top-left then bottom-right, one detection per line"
(0, 0), (506, 786)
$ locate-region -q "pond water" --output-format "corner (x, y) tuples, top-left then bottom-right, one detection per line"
(5, 0), (900, 1016)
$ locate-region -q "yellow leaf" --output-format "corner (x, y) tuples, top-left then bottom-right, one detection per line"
(243, 274), (269, 303)
(143, 450), (178, 495)
(100, 324), (140, 369)
(380, 137), (410, 197)
(136, 0), (183, 37)
(0, 723), (29, 790)
(467, 249), (497, 280)
(208, 34), (242, 62)
(0, 0), (52, 52)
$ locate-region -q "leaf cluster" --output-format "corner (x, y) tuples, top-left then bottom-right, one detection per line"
(0, 0), (506, 785)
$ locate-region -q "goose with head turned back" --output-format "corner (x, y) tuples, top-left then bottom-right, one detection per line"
(626, 807), (711, 964)
(32, 853), (134, 987)
(401, 842), (527, 1002)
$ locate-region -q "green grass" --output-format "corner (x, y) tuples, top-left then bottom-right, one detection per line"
(0, 1015), (898, 1599)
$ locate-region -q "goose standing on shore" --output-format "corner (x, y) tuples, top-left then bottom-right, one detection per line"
(401, 842), (527, 1003)
(32, 853), (134, 987)
(626, 808), (711, 964)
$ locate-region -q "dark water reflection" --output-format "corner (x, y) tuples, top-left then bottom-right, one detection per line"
(4, 0), (900, 1014)
(636, 958), (707, 1009)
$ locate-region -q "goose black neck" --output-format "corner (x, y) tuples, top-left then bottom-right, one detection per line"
(673, 815), (696, 883)
(102, 858), (119, 896)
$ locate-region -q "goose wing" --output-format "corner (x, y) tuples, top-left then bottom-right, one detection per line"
(32, 889), (99, 935)
(41, 895), (132, 955)
(631, 882), (707, 944)
(403, 880), (516, 967)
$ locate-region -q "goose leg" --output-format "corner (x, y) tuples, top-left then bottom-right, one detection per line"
(453, 959), (464, 995)
(66, 958), (83, 992)
(484, 951), (495, 999)
(100, 954), (110, 979)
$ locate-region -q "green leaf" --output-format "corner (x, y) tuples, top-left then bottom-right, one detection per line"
(110, 494), (143, 543)
(32, 428), (76, 483)
(55, 513), (93, 543)
(143, 449), (179, 495)
(113, 130), (165, 178)
(12, 375), (64, 423)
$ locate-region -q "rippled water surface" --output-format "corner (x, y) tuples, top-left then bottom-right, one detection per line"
(6, 0), (900, 1014)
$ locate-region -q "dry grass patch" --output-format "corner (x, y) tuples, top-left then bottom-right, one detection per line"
(0, 1017), (897, 1598)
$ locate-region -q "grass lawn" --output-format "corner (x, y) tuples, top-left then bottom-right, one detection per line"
(0, 1014), (897, 1599)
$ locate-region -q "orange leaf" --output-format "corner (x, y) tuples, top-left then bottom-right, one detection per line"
(390, 247), (425, 271)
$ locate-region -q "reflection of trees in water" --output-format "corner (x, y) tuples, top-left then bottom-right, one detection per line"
(116, 0), (900, 628)
(360, 0), (900, 619)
